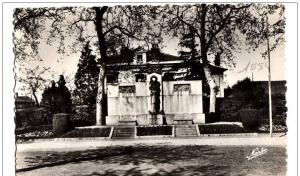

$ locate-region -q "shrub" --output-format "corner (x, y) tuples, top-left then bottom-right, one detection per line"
(40, 75), (73, 122)
(15, 124), (53, 135)
(60, 127), (111, 138)
(239, 109), (260, 131)
(15, 108), (49, 128)
(205, 112), (221, 123)
(219, 98), (243, 122)
(137, 126), (172, 136)
(70, 105), (96, 127)
(198, 124), (250, 134)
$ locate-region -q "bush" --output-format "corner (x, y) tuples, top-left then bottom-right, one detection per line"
(219, 98), (243, 122)
(60, 127), (111, 138)
(205, 112), (221, 123)
(15, 108), (50, 128)
(15, 124), (53, 135)
(258, 125), (287, 133)
(198, 124), (250, 134)
(70, 105), (96, 127)
(239, 109), (260, 131)
(137, 126), (172, 136)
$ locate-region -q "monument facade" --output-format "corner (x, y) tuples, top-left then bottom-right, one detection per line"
(105, 48), (227, 125)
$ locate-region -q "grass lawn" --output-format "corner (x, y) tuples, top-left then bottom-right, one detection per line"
(16, 145), (286, 176)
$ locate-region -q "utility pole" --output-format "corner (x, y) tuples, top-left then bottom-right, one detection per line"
(266, 16), (273, 137)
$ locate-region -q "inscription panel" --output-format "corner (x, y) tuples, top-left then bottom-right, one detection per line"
(174, 84), (191, 93)
(119, 85), (136, 94)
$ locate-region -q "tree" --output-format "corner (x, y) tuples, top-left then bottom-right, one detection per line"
(74, 42), (99, 114)
(18, 66), (50, 106)
(159, 4), (285, 113)
(178, 27), (210, 95)
(40, 80), (57, 123)
(178, 27), (199, 62)
(246, 5), (284, 136)
(13, 6), (159, 125)
(56, 75), (72, 113)
(40, 76), (72, 123)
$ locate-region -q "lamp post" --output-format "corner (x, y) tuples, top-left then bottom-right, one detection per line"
(266, 16), (273, 137)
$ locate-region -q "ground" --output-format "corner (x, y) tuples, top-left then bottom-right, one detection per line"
(16, 142), (286, 176)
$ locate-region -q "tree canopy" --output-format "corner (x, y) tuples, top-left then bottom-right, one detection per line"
(13, 4), (285, 116)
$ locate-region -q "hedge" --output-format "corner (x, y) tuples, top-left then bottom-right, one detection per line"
(198, 124), (251, 134)
(137, 126), (172, 136)
(15, 124), (53, 135)
(60, 127), (111, 138)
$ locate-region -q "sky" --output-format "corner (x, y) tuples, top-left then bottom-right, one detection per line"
(14, 5), (286, 100)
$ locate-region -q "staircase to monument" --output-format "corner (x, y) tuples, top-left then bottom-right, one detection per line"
(111, 127), (135, 139)
(175, 125), (198, 137)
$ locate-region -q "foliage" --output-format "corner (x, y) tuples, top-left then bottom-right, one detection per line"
(15, 124), (53, 141)
(16, 130), (53, 141)
(70, 105), (96, 127)
(231, 77), (267, 108)
(198, 124), (251, 134)
(60, 127), (111, 138)
(178, 27), (210, 94)
(220, 78), (267, 122)
(56, 75), (72, 113)
(15, 108), (48, 128)
(205, 112), (221, 123)
(239, 109), (260, 130)
(18, 66), (50, 106)
(178, 27), (199, 61)
(158, 4), (285, 112)
(40, 81), (57, 123)
(147, 44), (163, 61)
(137, 126), (172, 136)
(15, 124), (52, 135)
(13, 4), (285, 116)
(13, 6), (161, 124)
(242, 4), (285, 57)
(219, 98), (244, 122)
(74, 42), (99, 119)
(40, 75), (72, 122)
(258, 124), (287, 133)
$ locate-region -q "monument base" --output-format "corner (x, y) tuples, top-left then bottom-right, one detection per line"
(106, 113), (204, 125)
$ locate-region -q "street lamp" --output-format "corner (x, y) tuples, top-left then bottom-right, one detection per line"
(266, 16), (273, 137)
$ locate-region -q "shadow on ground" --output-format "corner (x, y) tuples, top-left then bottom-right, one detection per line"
(16, 145), (286, 176)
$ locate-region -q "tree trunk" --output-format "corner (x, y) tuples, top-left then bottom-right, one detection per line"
(203, 66), (217, 113)
(199, 4), (217, 113)
(32, 91), (39, 107)
(96, 65), (105, 125)
(94, 6), (108, 126)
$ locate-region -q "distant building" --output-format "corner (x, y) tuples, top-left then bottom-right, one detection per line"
(104, 48), (227, 125)
(15, 93), (36, 109)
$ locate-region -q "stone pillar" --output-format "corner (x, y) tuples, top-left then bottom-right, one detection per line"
(53, 113), (70, 136)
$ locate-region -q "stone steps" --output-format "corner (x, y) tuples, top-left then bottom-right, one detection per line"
(175, 125), (198, 137)
(112, 127), (135, 139)
(173, 120), (193, 125)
